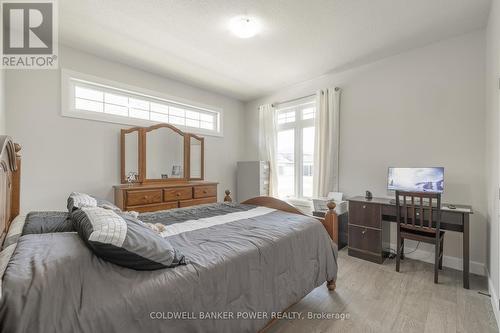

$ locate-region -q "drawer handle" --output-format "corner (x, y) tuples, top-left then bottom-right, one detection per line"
(361, 229), (367, 235)
(143, 196), (148, 200)
(362, 205), (366, 209)
(176, 193), (181, 196)
(203, 190), (207, 194)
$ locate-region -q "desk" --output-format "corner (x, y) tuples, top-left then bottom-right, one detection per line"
(348, 196), (473, 289)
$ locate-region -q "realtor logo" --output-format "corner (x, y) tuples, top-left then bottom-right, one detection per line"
(1, 0), (58, 69)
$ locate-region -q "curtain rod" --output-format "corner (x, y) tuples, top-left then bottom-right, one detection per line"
(259, 87), (341, 109)
(271, 93), (316, 108)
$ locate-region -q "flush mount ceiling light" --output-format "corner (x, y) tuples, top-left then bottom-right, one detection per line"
(229, 16), (260, 39)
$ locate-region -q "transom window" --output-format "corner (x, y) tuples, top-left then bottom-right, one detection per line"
(276, 98), (316, 199)
(62, 70), (222, 136)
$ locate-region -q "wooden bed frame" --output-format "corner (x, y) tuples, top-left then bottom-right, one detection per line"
(223, 190), (337, 291)
(0, 138), (335, 291)
(0, 136), (21, 247)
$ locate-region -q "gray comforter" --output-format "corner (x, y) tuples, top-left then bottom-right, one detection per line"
(0, 204), (337, 333)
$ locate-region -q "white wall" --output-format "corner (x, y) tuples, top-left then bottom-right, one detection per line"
(485, 0), (500, 319)
(245, 31), (487, 273)
(6, 45), (245, 210)
(0, 69), (5, 134)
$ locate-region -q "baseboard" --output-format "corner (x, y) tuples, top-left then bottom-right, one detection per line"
(488, 272), (500, 328)
(388, 242), (486, 276)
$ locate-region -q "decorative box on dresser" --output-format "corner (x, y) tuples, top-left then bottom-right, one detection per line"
(114, 181), (218, 213)
(348, 197), (390, 264)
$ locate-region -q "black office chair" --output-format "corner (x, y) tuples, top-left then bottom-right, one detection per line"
(395, 190), (444, 283)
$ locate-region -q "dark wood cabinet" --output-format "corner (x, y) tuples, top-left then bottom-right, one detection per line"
(349, 201), (381, 228)
(348, 198), (390, 264)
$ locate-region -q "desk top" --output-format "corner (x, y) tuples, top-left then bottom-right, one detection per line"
(348, 196), (473, 214)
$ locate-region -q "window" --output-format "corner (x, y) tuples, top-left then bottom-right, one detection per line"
(62, 69), (223, 136)
(276, 98), (316, 199)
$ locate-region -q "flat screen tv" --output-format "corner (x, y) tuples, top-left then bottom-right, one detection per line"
(387, 167), (444, 193)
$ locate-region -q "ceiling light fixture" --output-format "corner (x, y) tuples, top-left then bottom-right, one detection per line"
(229, 16), (260, 39)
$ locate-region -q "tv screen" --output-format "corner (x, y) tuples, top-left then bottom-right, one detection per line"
(387, 167), (444, 193)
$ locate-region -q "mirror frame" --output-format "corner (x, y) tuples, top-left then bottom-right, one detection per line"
(120, 123), (205, 184)
(143, 123), (188, 183)
(186, 133), (205, 181)
(120, 127), (144, 184)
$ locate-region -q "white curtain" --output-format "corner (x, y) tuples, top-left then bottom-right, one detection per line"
(313, 87), (341, 197)
(258, 104), (279, 197)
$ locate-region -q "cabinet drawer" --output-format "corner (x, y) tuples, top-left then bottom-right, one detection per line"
(126, 190), (162, 206)
(348, 225), (381, 254)
(164, 187), (193, 202)
(130, 202), (178, 213)
(179, 197), (217, 207)
(194, 185), (217, 198)
(349, 201), (381, 228)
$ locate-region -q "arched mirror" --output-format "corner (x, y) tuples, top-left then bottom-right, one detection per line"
(121, 128), (141, 183)
(121, 123), (205, 184)
(189, 134), (204, 180)
(145, 124), (185, 181)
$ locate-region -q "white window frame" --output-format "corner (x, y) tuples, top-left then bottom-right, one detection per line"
(61, 69), (224, 137)
(276, 98), (316, 200)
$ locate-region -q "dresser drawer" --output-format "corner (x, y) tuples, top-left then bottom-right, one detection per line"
(348, 225), (381, 254)
(126, 190), (162, 206)
(179, 197), (217, 207)
(194, 185), (217, 198)
(164, 187), (193, 202)
(349, 201), (381, 228)
(130, 202), (178, 213)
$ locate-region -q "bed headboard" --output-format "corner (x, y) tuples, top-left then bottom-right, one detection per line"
(0, 136), (21, 246)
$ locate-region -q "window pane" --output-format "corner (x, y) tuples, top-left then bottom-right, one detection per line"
(151, 102), (169, 114)
(130, 108), (149, 120)
(170, 107), (185, 117)
(302, 127), (315, 198)
(129, 98), (149, 110)
(200, 113), (214, 122)
(186, 110), (200, 120)
(75, 98), (103, 112)
(186, 118), (200, 128)
(69, 78), (221, 134)
(105, 93), (128, 106)
(150, 112), (168, 122)
(200, 121), (214, 130)
(277, 129), (295, 198)
(75, 86), (103, 101)
(105, 104), (128, 116)
(302, 107), (315, 120)
(277, 110), (295, 124)
(169, 115), (185, 126)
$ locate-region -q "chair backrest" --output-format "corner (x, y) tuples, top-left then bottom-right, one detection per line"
(395, 190), (442, 232)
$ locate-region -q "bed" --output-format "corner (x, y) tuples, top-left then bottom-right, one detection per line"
(0, 136), (338, 333)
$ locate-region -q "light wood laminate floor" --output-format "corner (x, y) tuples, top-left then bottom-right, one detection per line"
(265, 249), (498, 333)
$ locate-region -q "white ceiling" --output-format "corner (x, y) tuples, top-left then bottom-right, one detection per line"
(60, 0), (491, 101)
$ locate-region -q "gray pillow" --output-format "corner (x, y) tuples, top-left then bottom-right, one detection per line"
(22, 211), (74, 235)
(72, 207), (185, 270)
(93, 197), (121, 212)
(67, 192), (97, 212)
(67, 192), (122, 212)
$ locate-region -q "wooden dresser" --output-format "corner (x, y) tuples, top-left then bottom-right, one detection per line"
(348, 197), (390, 264)
(114, 181), (218, 213)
